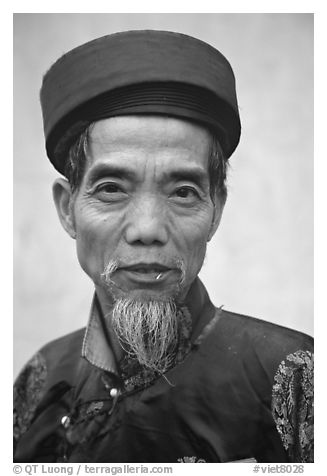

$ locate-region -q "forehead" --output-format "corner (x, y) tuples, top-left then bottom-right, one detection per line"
(86, 115), (212, 171)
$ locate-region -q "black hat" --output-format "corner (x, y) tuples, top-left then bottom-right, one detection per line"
(40, 30), (241, 175)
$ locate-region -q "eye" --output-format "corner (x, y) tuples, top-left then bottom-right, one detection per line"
(174, 186), (199, 199)
(97, 182), (121, 194)
(93, 181), (127, 202)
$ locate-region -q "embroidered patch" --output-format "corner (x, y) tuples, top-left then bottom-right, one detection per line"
(177, 456), (206, 463)
(13, 352), (47, 442)
(271, 349), (313, 462)
(86, 401), (104, 415)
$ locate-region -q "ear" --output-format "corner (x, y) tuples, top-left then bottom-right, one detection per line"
(52, 178), (76, 239)
(207, 196), (225, 242)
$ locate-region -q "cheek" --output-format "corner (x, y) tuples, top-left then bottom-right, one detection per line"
(73, 206), (123, 282)
(171, 211), (213, 274)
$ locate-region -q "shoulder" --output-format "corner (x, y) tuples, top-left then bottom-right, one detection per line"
(14, 328), (85, 446)
(38, 327), (86, 372)
(215, 309), (313, 462)
(218, 309), (313, 366)
(215, 309), (313, 401)
(14, 327), (86, 396)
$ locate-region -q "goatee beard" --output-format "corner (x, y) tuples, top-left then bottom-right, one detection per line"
(111, 297), (179, 374)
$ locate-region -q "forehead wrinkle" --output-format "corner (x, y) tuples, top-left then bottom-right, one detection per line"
(84, 159), (139, 185)
(89, 115), (212, 148)
(158, 164), (208, 184)
(86, 139), (206, 174)
(84, 116), (212, 185)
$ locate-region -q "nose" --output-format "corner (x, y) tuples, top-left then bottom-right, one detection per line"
(125, 196), (169, 246)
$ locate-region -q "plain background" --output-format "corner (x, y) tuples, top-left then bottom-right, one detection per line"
(13, 13), (313, 377)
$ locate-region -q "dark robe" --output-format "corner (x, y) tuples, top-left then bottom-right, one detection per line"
(13, 279), (313, 463)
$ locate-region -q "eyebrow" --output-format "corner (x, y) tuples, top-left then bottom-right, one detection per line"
(86, 164), (136, 185)
(164, 168), (208, 187)
(85, 162), (208, 187)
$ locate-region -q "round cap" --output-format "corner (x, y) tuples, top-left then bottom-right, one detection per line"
(40, 30), (241, 174)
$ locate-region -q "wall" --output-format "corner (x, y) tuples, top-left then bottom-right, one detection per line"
(13, 13), (313, 376)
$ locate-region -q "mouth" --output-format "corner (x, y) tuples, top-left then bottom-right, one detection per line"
(120, 263), (172, 283)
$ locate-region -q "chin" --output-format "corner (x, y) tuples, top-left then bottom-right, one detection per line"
(109, 284), (182, 303)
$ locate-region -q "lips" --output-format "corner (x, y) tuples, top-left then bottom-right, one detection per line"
(122, 263), (170, 274)
(117, 263), (175, 285)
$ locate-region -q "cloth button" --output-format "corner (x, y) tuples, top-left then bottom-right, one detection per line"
(61, 415), (70, 428)
(110, 388), (118, 398)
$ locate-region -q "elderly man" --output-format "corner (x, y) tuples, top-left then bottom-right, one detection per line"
(14, 30), (313, 463)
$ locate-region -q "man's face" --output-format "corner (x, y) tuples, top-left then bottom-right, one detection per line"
(68, 115), (223, 304)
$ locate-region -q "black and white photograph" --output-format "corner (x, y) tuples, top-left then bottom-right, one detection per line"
(13, 13), (314, 465)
